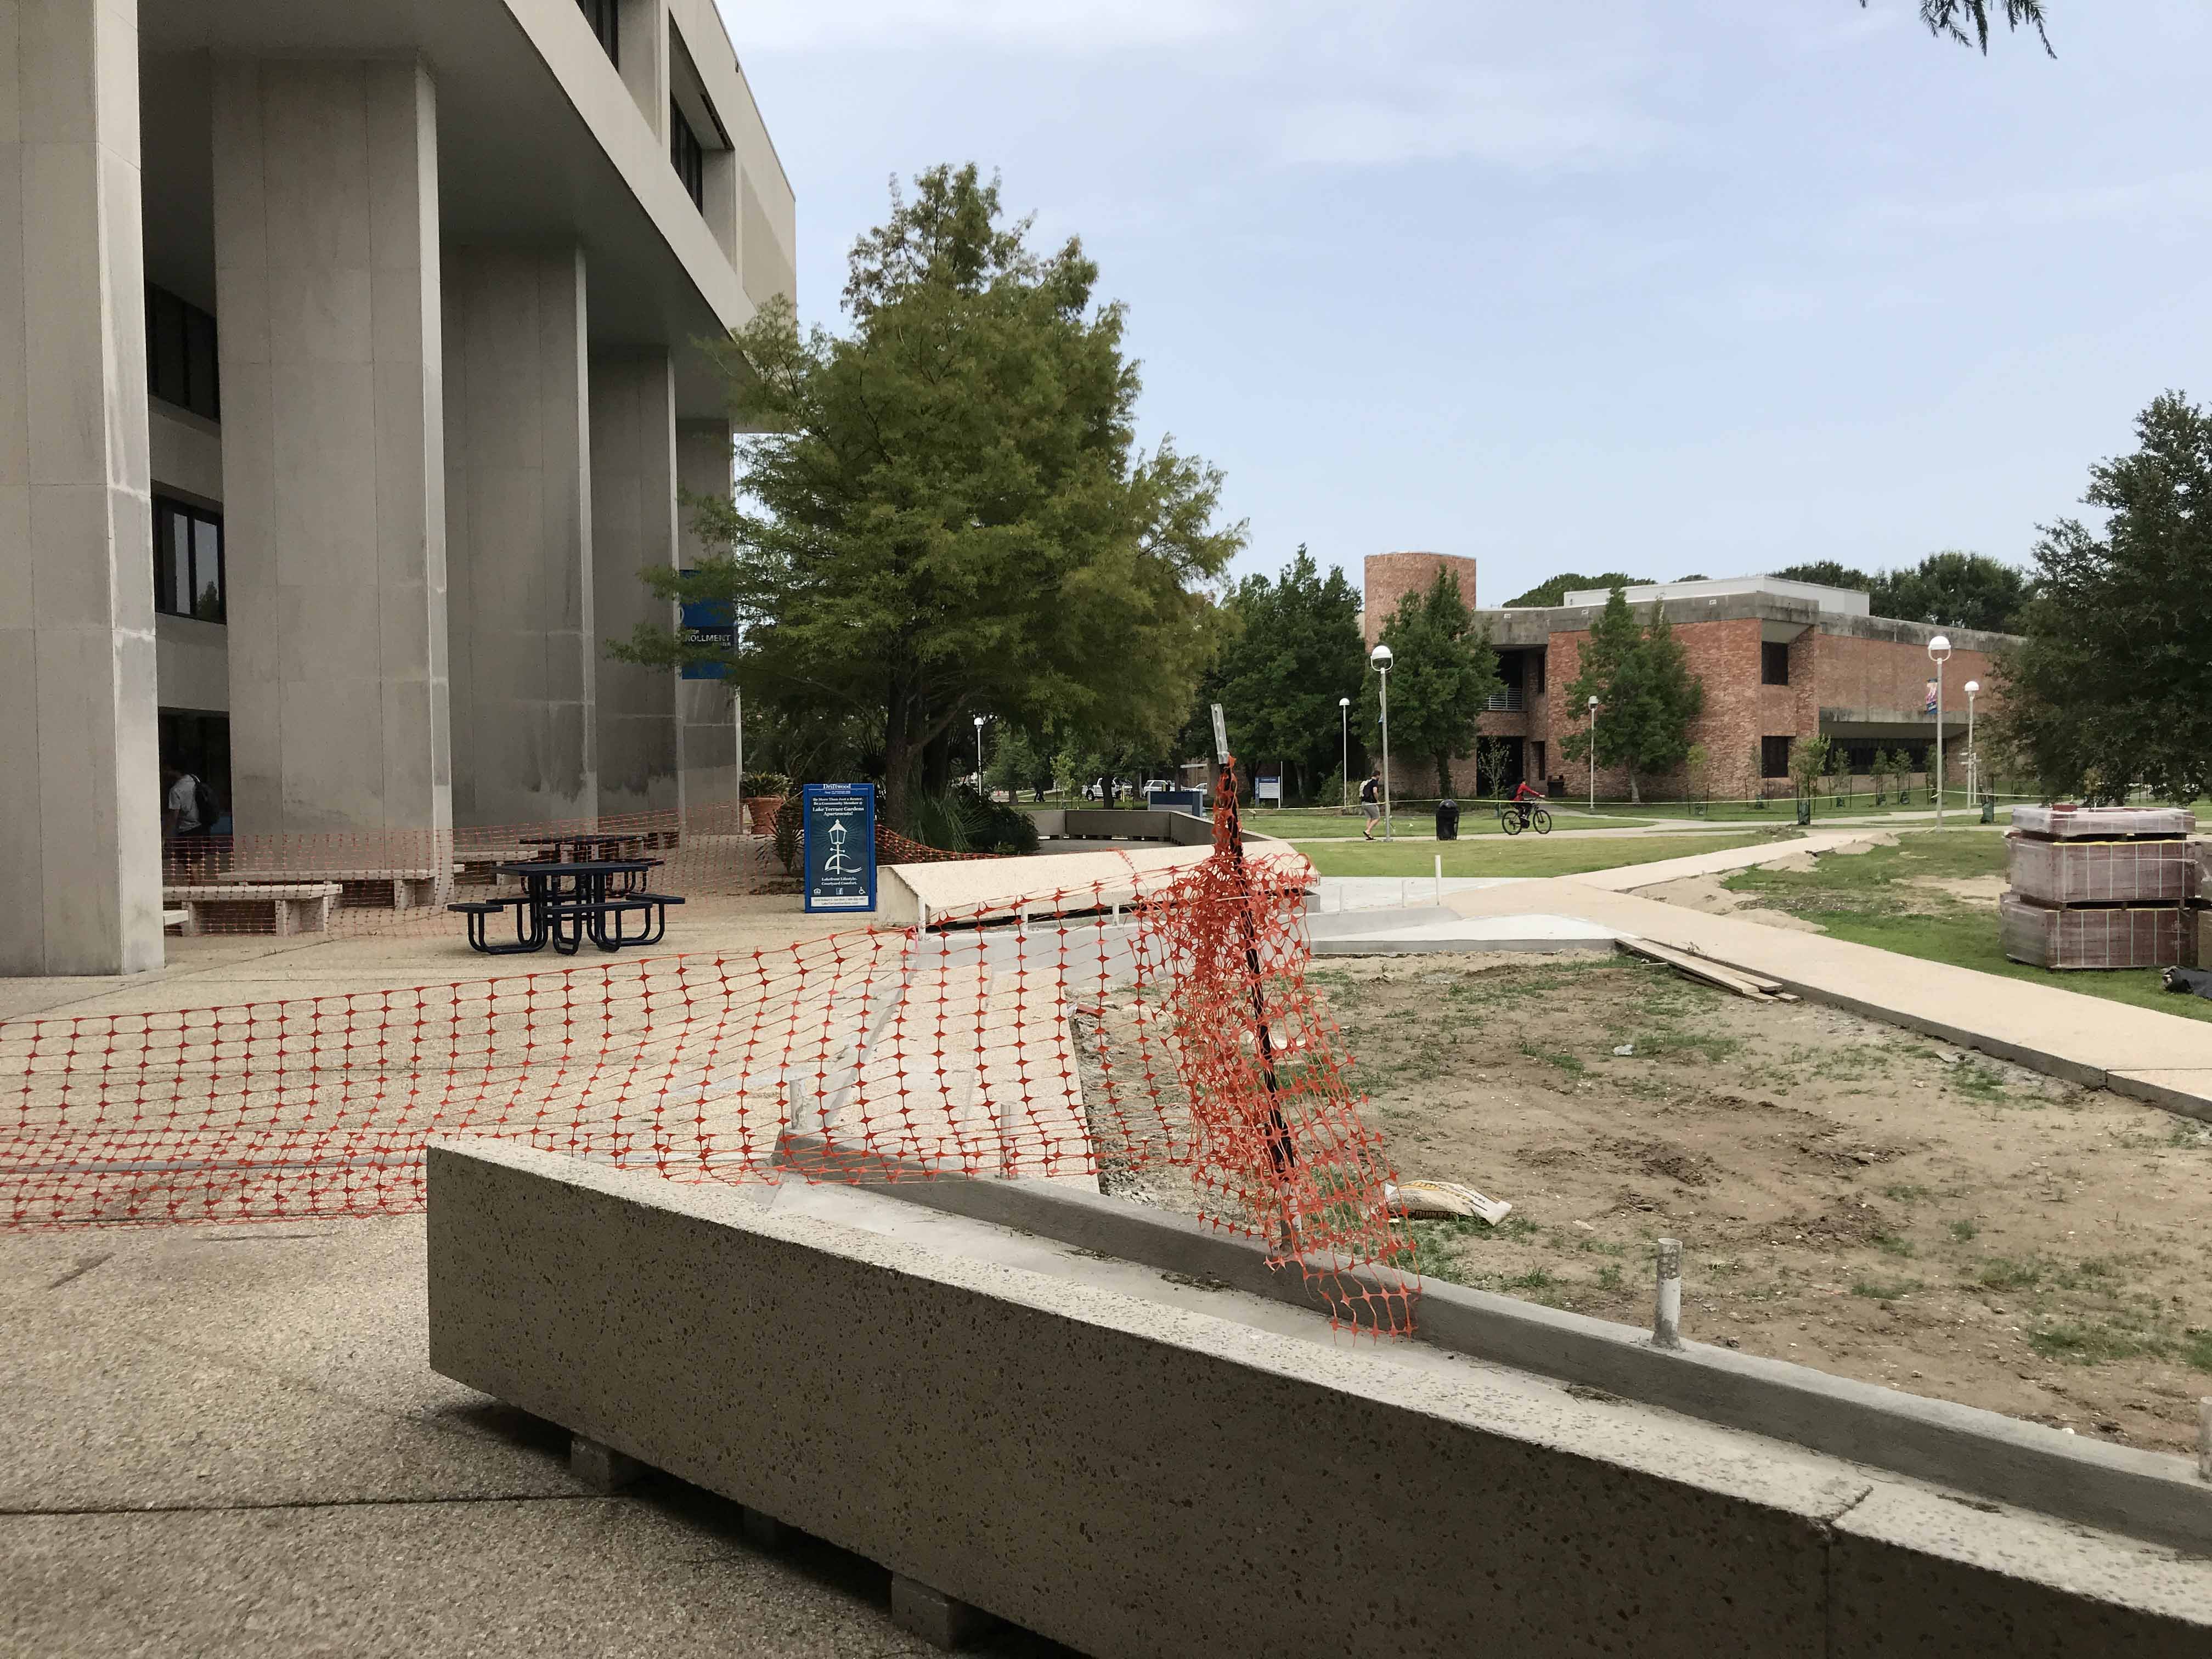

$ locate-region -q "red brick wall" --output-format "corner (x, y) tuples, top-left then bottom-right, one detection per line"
(1363, 552), (1479, 646)
(1814, 633), (1996, 724)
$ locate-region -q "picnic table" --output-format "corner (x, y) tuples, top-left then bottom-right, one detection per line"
(447, 859), (681, 956)
(517, 832), (653, 863)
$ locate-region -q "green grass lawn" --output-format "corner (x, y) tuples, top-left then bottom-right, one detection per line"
(1248, 805), (1657, 839)
(1303, 831), (1788, 879)
(1722, 830), (2212, 1023)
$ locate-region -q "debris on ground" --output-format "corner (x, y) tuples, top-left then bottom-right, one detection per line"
(1386, 1180), (1512, 1224)
(2162, 967), (2212, 1001)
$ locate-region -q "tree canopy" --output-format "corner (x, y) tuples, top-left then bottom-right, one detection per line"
(1767, 554), (2035, 634)
(1358, 570), (1499, 798)
(1558, 588), (1706, 803)
(1503, 571), (1655, 609)
(1862, 1), (2052, 55)
(1200, 547), (1365, 800)
(608, 165), (1244, 826)
(1990, 392), (2212, 805)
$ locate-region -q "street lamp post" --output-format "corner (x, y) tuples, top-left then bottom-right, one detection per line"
(1928, 635), (1953, 828)
(1964, 679), (1980, 805)
(973, 714), (986, 794)
(1587, 695), (1600, 813)
(1338, 696), (1351, 809)
(1370, 644), (1394, 842)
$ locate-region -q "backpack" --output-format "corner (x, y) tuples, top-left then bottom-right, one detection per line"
(189, 775), (220, 828)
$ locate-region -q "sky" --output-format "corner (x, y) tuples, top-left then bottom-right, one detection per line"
(716, 0), (2212, 605)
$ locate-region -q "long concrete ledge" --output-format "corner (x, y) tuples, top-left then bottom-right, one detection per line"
(793, 1140), (2212, 1560)
(428, 1141), (2212, 1654)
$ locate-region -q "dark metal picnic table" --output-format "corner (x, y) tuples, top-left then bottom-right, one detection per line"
(447, 858), (679, 956)
(517, 832), (653, 863)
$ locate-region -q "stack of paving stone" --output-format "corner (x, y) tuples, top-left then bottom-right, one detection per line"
(1999, 804), (2198, 970)
(2193, 840), (2212, 968)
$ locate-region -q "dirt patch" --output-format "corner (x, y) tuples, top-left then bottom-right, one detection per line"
(1638, 875), (1826, 932)
(1908, 874), (2008, 906)
(1286, 957), (2212, 1454)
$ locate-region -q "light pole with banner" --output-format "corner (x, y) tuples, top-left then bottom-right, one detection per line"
(1370, 644), (1394, 841)
(1928, 634), (1952, 827)
(1339, 696), (1351, 808)
(1963, 679), (1979, 805)
(1586, 695), (1600, 812)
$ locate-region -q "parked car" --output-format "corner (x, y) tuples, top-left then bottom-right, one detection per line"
(1141, 779), (1177, 795)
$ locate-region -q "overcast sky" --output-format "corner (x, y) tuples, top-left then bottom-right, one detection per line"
(718, 0), (2211, 605)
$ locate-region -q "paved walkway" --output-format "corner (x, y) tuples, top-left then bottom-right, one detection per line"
(1441, 877), (2212, 1120)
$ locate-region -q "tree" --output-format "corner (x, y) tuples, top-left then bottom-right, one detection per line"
(1358, 570), (1500, 797)
(1990, 392), (2212, 805)
(1769, 561), (1876, 592)
(1206, 548), (1365, 802)
(1860, 1), (2053, 56)
(1870, 552), (2035, 634)
(1503, 571), (1655, 609)
(984, 726), (1052, 798)
(1558, 588), (1707, 803)
(607, 165), (1243, 828)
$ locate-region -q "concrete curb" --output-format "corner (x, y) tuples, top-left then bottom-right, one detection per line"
(781, 1138), (2212, 1558)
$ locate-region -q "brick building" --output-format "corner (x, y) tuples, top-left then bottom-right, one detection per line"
(1360, 557), (2015, 802)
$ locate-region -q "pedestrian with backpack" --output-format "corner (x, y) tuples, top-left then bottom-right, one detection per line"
(161, 762), (218, 842)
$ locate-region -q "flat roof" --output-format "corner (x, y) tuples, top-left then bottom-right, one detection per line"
(1556, 575), (1871, 616)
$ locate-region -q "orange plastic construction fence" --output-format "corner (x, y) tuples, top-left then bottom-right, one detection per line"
(8, 772), (1415, 1334)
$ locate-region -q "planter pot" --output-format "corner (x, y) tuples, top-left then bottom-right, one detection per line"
(743, 795), (785, 834)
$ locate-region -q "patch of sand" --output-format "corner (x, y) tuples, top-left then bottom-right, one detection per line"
(1909, 874), (2009, 906)
(1640, 874), (1826, 933)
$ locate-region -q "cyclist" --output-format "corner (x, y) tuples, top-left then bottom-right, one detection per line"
(1508, 777), (1547, 831)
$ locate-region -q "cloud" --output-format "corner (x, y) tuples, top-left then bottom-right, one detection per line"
(1278, 69), (1668, 170)
(725, 0), (1255, 54)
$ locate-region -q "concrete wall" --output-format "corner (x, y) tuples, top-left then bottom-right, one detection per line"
(213, 58), (450, 840)
(673, 417), (733, 817)
(427, 1141), (2212, 1659)
(589, 349), (679, 817)
(0, 0), (166, 974)
(443, 245), (597, 829)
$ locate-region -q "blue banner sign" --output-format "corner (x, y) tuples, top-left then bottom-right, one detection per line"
(801, 783), (877, 913)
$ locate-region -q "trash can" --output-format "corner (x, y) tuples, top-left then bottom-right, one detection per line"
(1435, 799), (1460, 841)
(1979, 791), (1996, 825)
(1795, 796), (1812, 827)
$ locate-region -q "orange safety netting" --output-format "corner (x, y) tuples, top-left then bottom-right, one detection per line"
(9, 767), (1416, 1334)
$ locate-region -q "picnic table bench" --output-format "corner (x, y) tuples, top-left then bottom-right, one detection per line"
(218, 867), (450, 910)
(163, 883), (342, 936)
(449, 860), (681, 956)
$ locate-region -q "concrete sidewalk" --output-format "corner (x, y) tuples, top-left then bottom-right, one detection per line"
(0, 1217), (1066, 1657)
(1443, 878), (2212, 1119)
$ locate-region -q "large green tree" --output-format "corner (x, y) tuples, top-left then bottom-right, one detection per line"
(1990, 392), (2212, 805)
(1769, 554), (2034, 633)
(1358, 570), (1500, 798)
(609, 166), (1243, 827)
(1205, 547), (1364, 800)
(1558, 588), (1706, 803)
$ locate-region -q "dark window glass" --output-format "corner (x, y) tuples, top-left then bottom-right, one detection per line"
(145, 284), (219, 419)
(1532, 652), (1546, 694)
(670, 99), (705, 208)
(1761, 640), (1791, 685)
(1761, 735), (1793, 778)
(152, 497), (224, 624)
(577, 0), (619, 64)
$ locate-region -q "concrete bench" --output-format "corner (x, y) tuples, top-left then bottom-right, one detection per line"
(221, 868), (449, 910)
(163, 883), (341, 936)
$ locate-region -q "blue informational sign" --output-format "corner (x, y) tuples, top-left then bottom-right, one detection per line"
(801, 783), (877, 913)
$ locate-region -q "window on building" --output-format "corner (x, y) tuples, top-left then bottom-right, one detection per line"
(1532, 651), (1546, 694)
(1761, 641), (1791, 685)
(1532, 741), (1547, 782)
(153, 497), (224, 623)
(1760, 735), (1793, 778)
(670, 99), (706, 209)
(577, 0), (619, 65)
(145, 284), (218, 420)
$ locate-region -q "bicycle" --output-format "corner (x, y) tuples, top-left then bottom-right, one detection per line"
(1497, 802), (1552, 836)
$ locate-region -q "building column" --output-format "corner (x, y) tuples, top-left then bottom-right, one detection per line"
(443, 246), (596, 828)
(675, 419), (735, 819)
(0, 0), (163, 975)
(212, 58), (450, 845)
(590, 349), (679, 819)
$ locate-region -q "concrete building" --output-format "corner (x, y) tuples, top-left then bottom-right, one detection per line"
(1362, 554), (2015, 800)
(3, 0), (793, 974)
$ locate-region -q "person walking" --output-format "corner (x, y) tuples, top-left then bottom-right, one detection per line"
(1359, 769), (1382, 840)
